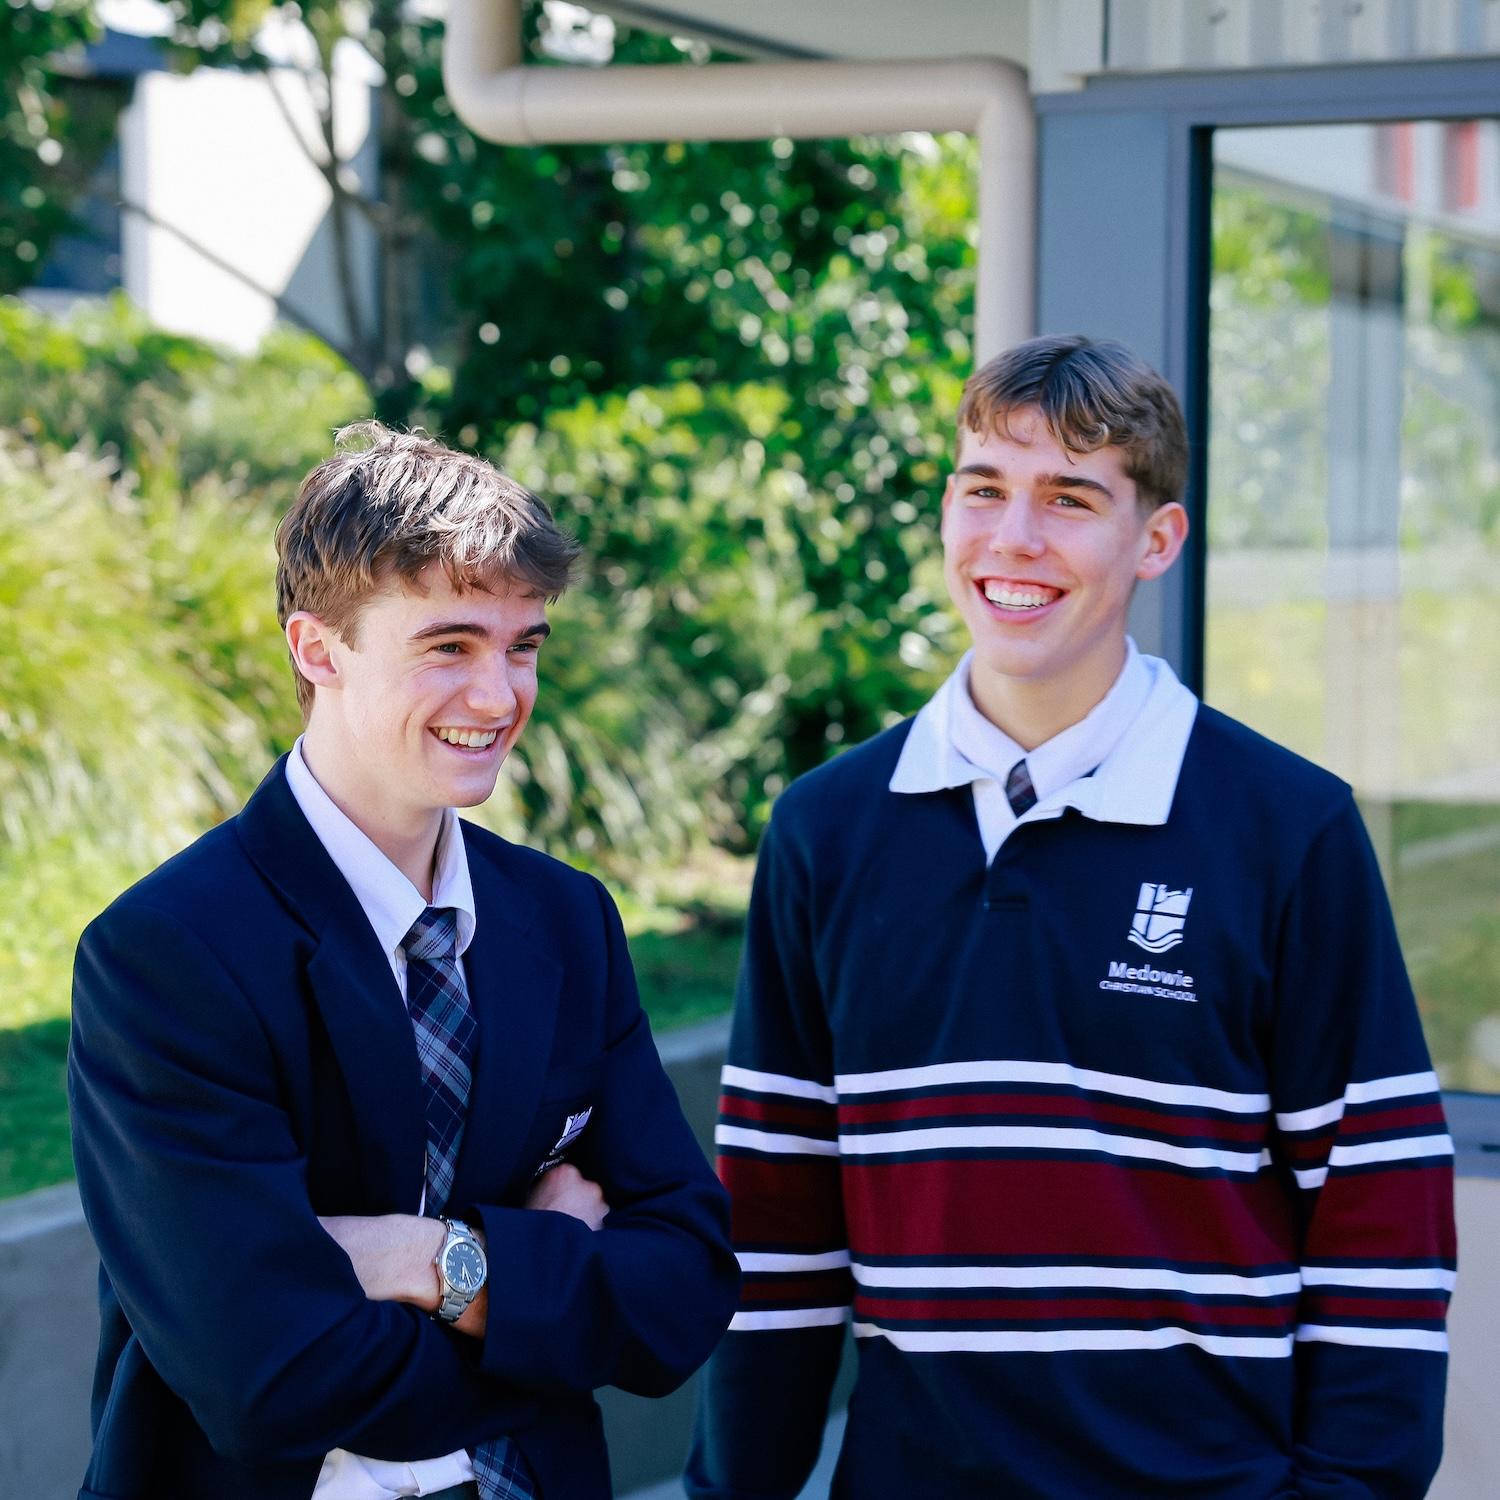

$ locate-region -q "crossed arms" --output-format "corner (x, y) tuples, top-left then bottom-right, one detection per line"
(319, 1163), (610, 1339)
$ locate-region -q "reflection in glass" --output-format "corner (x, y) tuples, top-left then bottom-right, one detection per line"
(1208, 121), (1500, 1091)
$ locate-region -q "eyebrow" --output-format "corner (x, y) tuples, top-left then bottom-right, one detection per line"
(956, 464), (1116, 501)
(409, 620), (552, 644)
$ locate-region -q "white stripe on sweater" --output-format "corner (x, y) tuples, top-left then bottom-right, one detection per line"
(721, 1065), (838, 1103)
(716, 1124), (840, 1156)
(1301, 1265), (1455, 1291)
(738, 1250), (851, 1273)
(853, 1323), (1294, 1358)
(834, 1060), (1269, 1115)
(837, 1124), (1270, 1174)
(1296, 1324), (1448, 1353)
(851, 1263), (1302, 1296)
(730, 1306), (849, 1331)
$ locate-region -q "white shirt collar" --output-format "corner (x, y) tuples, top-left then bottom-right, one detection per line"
(890, 640), (1198, 829)
(284, 736), (477, 966)
(947, 639), (1153, 804)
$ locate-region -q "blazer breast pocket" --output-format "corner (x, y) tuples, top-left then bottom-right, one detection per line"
(524, 1057), (603, 1182)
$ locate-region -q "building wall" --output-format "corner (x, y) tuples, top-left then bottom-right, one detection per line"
(113, 41), (376, 352)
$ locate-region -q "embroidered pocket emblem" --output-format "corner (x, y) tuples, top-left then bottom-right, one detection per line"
(535, 1106), (593, 1176)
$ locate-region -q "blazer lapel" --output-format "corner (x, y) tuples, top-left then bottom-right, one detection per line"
(449, 827), (563, 1206)
(236, 759), (428, 1213)
(306, 936), (427, 1213)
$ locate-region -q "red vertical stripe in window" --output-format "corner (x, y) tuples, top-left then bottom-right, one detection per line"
(1443, 121), (1480, 212)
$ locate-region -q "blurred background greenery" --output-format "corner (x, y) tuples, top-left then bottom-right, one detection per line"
(0, 3), (974, 1196)
(16, 5), (1491, 1206)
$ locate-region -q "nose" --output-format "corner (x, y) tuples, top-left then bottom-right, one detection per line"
(987, 493), (1045, 558)
(465, 656), (519, 719)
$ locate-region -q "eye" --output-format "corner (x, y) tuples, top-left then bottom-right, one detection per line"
(433, 641), (465, 655)
(1053, 493), (1092, 510)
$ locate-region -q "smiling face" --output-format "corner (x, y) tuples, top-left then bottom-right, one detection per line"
(941, 406), (1187, 741)
(290, 563), (547, 864)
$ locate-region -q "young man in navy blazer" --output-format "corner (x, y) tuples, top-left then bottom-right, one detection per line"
(69, 423), (738, 1500)
(688, 337), (1455, 1498)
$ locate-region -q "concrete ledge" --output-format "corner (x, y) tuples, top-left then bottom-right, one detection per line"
(0, 1180), (100, 1497)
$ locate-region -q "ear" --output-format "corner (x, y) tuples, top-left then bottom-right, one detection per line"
(285, 612), (341, 693)
(1135, 501), (1189, 582)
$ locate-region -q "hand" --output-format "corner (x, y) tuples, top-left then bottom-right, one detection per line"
(524, 1163), (609, 1230)
(320, 1213), (490, 1338)
(319, 1214), (445, 1308)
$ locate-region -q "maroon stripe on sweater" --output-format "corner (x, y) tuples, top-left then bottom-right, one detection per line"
(1338, 1102), (1449, 1137)
(1282, 1131), (1337, 1166)
(720, 1093), (838, 1132)
(1304, 1295), (1449, 1322)
(720, 1154), (845, 1249)
(854, 1294), (1294, 1327)
(839, 1092), (1266, 1143)
(1303, 1165), (1457, 1262)
(843, 1158), (1299, 1266)
(742, 1270), (854, 1307)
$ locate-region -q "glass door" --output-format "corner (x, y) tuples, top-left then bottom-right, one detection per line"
(1207, 119), (1500, 1092)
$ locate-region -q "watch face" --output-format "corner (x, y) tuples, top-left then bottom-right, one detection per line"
(443, 1239), (486, 1293)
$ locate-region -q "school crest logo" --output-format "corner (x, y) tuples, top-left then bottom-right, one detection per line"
(1127, 882), (1193, 954)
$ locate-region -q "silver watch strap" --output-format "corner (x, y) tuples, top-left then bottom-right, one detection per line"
(435, 1219), (479, 1323)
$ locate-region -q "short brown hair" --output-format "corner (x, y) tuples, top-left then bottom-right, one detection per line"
(957, 335), (1188, 510)
(276, 422), (580, 717)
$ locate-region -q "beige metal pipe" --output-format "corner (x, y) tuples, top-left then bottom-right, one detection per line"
(441, 0), (1034, 359)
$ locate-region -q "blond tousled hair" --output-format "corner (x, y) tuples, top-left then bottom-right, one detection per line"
(275, 422), (579, 718)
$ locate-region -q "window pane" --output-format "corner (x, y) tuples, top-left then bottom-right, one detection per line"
(1208, 121), (1500, 1093)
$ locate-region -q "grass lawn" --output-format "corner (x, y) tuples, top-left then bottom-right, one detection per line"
(0, 1018), (73, 1201)
(0, 866), (747, 1203)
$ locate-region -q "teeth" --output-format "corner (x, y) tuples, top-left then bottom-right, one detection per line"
(435, 727), (498, 748)
(983, 583), (1057, 609)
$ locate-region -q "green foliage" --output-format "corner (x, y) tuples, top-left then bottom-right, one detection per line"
(0, 8), (983, 1173)
(0, 0), (102, 293)
(399, 14), (977, 435)
(0, 293), (368, 490)
(0, 432), (295, 870)
(0, 299), (369, 1048)
(1211, 179), (1330, 307)
(0, 423), (299, 1061)
(141, 1), (976, 428)
(491, 374), (959, 861)
(1208, 182), (1332, 550)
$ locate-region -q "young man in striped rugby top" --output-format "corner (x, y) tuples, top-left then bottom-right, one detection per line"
(686, 335), (1454, 1499)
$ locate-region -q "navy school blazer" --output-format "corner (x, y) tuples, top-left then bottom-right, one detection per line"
(68, 758), (739, 1499)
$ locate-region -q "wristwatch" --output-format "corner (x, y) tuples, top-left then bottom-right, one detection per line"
(433, 1217), (487, 1323)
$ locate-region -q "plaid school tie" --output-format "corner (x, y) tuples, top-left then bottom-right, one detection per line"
(1005, 758), (1038, 817)
(403, 907), (538, 1500)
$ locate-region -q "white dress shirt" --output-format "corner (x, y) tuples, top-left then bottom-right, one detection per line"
(889, 639), (1199, 861)
(285, 739), (477, 1499)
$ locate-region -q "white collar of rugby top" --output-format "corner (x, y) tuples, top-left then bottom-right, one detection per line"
(285, 735), (477, 982)
(890, 641), (1199, 857)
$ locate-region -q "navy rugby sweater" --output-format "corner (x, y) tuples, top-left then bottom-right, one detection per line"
(687, 706), (1454, 1500)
